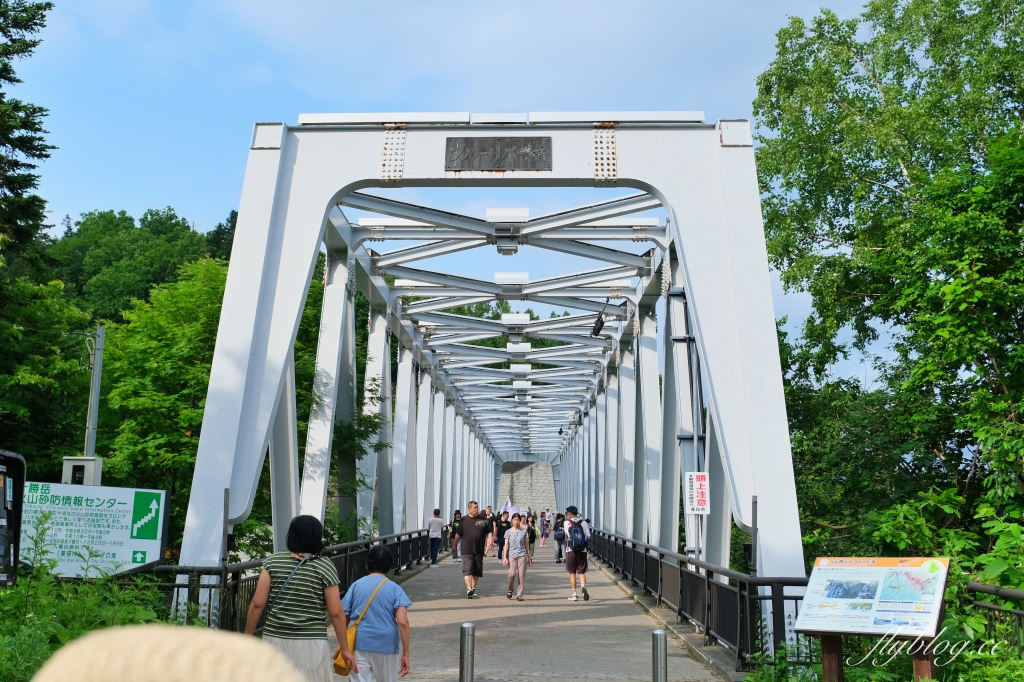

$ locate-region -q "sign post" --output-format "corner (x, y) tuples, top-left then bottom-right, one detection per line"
(21, 481), (167, 577)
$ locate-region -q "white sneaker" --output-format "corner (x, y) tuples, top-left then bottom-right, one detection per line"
(568, 593), (578, 601)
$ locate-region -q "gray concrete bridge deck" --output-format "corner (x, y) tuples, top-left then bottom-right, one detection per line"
(333, 542), (720, 682)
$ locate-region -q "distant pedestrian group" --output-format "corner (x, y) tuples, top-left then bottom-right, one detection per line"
(450, 502), (591, 602)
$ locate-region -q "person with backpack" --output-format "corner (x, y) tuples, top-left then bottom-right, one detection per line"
(244, 515), (358, 681)
(553, 513), (566, 563)
(342, 543), (413, 681)
(563, 506), (590, 602)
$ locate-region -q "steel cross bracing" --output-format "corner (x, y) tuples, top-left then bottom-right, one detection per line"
(181, 114), (806, 645)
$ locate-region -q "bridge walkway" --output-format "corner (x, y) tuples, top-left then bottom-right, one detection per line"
(332, 542), (720, 682)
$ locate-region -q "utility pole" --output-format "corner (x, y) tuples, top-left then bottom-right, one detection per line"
(84, 325), (105, 458)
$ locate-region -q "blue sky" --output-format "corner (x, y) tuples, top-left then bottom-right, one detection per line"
(17, 0), (880, 380)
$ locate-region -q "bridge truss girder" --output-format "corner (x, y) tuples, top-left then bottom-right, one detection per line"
(180, 115), (804, 609)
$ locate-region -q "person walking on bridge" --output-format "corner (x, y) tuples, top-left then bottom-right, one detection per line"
(427, 509), (444, 567)
(553, 513), (566, 563)
(450, 510), (463, 560)
(484, 506), (497, 557)
(342, 544), (412, 681)
(564, 506), (590, 602)
(244, 515), (357, 681)
(502, 513), (531, 600)
(495, 511), (512, 561)
(452, 501), (489, 598)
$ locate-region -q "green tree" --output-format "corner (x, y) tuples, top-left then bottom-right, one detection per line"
(0, 0), (53, 270)
(0, 278), (91, 478)
(47, 208), (208, 321)
(205, 209), (236, 260)
(0, 1), (91, 482)
(755, 0), (1024, 580)
(101, 258), (228, 544)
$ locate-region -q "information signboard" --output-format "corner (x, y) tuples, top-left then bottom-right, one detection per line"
(21, 482), (167, 577)
(684, 472), (709, 515)
(795, 557), (949, 637)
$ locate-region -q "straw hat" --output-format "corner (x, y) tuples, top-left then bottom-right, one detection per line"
(32, 624), (305, 682)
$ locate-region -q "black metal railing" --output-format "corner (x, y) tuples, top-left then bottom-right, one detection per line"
(140, 527), (449, 631)
(590, 530), (1024, 671)
(966, 581), (1024, 659)
(589, 529), (808, 671)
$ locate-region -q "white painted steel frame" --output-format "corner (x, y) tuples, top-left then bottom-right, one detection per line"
(181, 114), (804, 591)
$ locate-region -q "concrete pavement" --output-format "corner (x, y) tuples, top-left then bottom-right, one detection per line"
(336, 541), (720, 682)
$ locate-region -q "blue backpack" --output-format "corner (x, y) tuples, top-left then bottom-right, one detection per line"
(566, 520), (588, 552)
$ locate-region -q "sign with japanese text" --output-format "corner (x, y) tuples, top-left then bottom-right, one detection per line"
(21, 482), (166, 577)
(795, 557), (950, 637)
(684, 472), (709, 515)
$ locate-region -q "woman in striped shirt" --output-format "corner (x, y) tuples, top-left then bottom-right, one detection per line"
(246, 515), (357, 682)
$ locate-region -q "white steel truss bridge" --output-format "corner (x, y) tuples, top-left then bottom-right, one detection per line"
(180, 111), (804, 595)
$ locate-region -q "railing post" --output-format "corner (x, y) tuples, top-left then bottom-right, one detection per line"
(771, 582), (786, 656)
(703, 569), (712, 644)
(652, 629), (668, 682)
(459, 622), (475, 682)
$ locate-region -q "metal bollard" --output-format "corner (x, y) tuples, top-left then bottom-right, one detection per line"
(460, 622), (475, 682)
(652, 629), (668, 682)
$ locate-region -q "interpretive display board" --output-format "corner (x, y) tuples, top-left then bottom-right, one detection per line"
(795, 557), (949, 637)
(21, 482), (167, 577)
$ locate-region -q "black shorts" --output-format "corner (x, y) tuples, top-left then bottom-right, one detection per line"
(566, 550), (588, 574)
(462, 553), (484, 577)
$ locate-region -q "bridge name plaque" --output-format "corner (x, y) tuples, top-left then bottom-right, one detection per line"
(445, 137), (552, 171)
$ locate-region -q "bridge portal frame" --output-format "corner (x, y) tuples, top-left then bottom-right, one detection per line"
(179, 112), (804, 590)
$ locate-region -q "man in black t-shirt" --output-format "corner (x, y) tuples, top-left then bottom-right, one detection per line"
(453, 501), (490, 598)
(495, 512), (512, 561)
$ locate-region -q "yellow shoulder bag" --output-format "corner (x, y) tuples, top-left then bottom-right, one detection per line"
(333, 577), (388, 676)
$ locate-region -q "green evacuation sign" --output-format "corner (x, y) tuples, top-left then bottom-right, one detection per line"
(22, 482), (166, 578)
(131, 491), (161, 540)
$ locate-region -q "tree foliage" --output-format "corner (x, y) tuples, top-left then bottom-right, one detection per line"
(0, 0), (53, 269)
(756, 0), (1024, 585)
(47, 209), (208, 321)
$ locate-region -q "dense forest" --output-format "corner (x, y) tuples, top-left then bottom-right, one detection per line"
(0, 0), (1021, 605)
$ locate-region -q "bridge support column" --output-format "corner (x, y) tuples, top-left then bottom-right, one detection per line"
(298, 251), (352, 521)
(429, 389), (445, 516)
(386, 346), (416, 535)
(412, 367), (433, 529)
(452, 415), (463, 512)
(269, 352), (300, 552)
(617, 345), (637, 538)
(660, 256), (692, 555)
(596, 387), (607, 531)
(604, 368), (619, 533)
(593, 403), (598, 520)
(357, 309), (391, 536)
(637, 312), (663, 545)
(704, 411), (732, 572)
(336, 277), (358, 534)
(442, 404), (455, 518)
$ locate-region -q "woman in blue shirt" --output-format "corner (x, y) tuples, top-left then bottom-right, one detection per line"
(342, 544), (413, 681)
